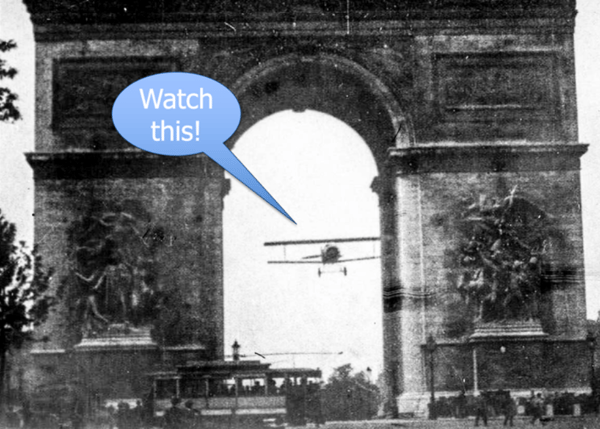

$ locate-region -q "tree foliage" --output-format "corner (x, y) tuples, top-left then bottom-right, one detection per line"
(321, 364), (379, 421)
(0, 211), (54, 406)
(0, 40), (21, 122)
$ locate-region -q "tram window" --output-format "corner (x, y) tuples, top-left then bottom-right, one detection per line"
(251, 381), (263, 394)
(155, 379), (177, 399)
(180, 379), (203, 398)
(209, 380), (233, 397)
(238, 379), (264, 395)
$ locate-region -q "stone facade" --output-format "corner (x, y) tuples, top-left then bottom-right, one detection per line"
(23, 0), (587, 416)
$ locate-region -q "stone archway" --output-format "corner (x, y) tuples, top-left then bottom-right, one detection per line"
(25, 0), (588, 418)
(221, 53), (410, 412)
(227, 53), (411, 163)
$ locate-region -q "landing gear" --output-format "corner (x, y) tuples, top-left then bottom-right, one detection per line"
(317, 266), (347, 277)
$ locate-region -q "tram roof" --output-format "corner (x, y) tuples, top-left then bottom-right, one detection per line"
(148, 360), (321, 378)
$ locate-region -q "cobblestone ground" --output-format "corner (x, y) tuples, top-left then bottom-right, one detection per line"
(78, 416), (600, 429)
(318, 416), (600, 429)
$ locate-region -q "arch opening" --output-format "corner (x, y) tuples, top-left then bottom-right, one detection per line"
(223, 109), (382, 377)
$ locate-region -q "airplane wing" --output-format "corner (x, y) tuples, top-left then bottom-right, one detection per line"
(337, 256), (381, 262)
(268, 256), (380, 264)
(264, 236), (380, 246)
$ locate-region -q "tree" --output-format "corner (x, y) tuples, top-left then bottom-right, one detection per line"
(321, 364), (379, 421)
(0, 39), (21, 122)
(0, 211), (54, 409)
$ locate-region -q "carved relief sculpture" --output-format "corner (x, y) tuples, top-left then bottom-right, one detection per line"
(63, 201), (162, 337)
(453, 188), (557, 324)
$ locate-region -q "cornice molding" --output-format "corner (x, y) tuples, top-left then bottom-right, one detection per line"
(387, 143), (588, 175)
(30, 18), (576, 43)
(24, 1), (576, 40)
(25, 151), (224, 180)
(24, 0), (577, 25)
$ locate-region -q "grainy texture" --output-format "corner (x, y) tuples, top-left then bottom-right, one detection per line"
(21, 0), (589, 419)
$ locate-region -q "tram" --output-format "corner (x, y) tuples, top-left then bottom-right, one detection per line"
(150, 360), (323, 427)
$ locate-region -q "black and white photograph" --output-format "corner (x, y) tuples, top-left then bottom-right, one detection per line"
(1, 1), (600, 428)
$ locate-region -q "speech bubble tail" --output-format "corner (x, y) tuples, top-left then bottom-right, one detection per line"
(206, 145), (296, 224)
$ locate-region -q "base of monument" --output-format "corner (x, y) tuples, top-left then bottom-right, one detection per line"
(30, 329), (211, 402)
(70, 325), (159, 399)
(396, 390), (461, 418)
(469, 319), (548, 342)
(74, 324), (157, 351)
(396, 391), (429, 418)
(396, 386), (593, 418)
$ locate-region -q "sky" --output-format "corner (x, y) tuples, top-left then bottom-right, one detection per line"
(0, 0), (599, 380)
(223, 110), (381, 377)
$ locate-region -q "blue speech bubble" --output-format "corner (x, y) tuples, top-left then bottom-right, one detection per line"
(112, 72), (294, 223)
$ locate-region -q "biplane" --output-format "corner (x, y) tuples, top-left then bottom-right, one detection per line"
(264, 237), (380, 276)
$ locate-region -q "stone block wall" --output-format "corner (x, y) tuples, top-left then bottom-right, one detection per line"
(23, 0), (587, 414)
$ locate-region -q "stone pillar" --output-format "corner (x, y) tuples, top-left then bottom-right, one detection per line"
(387, 143), (588, 411)
(27, 152), (229, 398)
(373, 174), (401, 417)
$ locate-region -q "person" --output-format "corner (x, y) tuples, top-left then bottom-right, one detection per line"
(5, 405), (21, 429)
(474, 393), (488, 427)
(503, 396), (517, 427)
(306, 382), (324, 427)
(531, 393), (544, 425)
(116, 401), (135, 429)
(456, 390), (467, 418)
(184, 400), (201, 429)
(163, 397), (187, 429)
(130, 400), (144, 429)
(105, 405), (117, 429)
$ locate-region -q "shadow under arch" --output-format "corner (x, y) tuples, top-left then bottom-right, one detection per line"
(226, 53), (412, 173)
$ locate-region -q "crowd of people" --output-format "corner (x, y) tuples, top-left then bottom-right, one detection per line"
(0, 377), (322, 429)
(105, 400), (153, 429)
(4, 388), (598, 428)
(1, 405), (23, 429)
(431, 389), (600, 425)
(0, 398), (152, 429)
(0, 401), (61, 429)
(159, 397), (202, 429)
